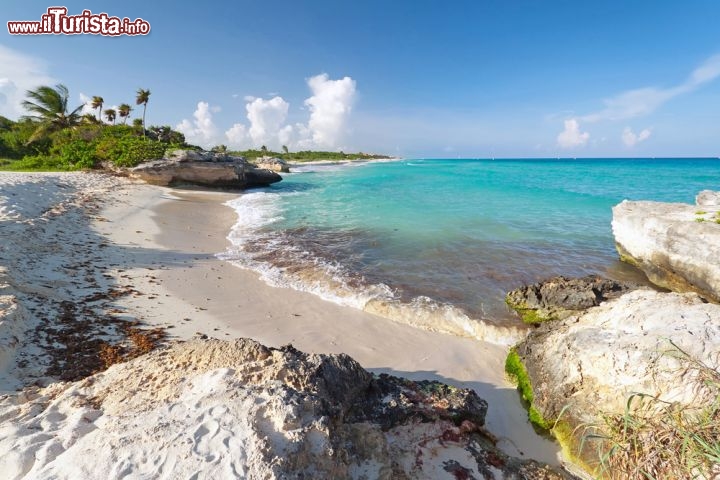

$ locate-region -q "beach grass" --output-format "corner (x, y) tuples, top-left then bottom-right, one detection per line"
(579, 346), (720, 479)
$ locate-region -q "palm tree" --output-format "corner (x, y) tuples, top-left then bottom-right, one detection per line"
(282, 145), (289, 154)
(104, 108), (117, 125)
(81, 113), (100, 125)
(135, 88), (150, 138)
(91, 96), (104, 121)
(132, 118), (143, 129)
(118, 103), (132, 125)
(21, 84), (83, 142)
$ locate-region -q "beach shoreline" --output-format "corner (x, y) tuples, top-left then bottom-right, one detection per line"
(0, 172), (562, 470)
(101, 180), (562, 464)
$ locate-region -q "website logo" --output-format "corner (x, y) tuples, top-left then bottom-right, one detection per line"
(7, 7), (151, 36)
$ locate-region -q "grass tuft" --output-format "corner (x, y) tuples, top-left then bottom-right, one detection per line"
(582, 345), (720, 479)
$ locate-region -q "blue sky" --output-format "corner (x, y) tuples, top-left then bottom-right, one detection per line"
(1, 0), (719, 157)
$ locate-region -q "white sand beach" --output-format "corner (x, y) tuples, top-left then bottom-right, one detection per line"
(0, 172), (562, 478)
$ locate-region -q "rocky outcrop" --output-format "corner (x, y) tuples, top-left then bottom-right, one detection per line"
(612, 195), (720, 301)
(511, 289), (720, 467)
(129, 149), (282, 188)
(0, 338), (571, 479)
(254, 156), (290, 173)
(506, 275), (638, 323)
(696, 190), (720, 206)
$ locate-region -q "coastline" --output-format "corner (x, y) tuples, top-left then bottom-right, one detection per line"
(101, 182), (561, 465)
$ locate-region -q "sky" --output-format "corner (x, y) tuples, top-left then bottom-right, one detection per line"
(1, 0), (719, 157)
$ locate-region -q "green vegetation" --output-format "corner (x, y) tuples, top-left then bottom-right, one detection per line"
(504, 296), (550, 324)
(695, 210), (708, 215)
(0, 119), (186, 171)
(505, 347), (593, 474)
(583, 345), (720, 479)
(696, 217), (706, 223)
(229, 147), (391, 162)
(504, 347), (552, 430)
(0, 84), (186, 171)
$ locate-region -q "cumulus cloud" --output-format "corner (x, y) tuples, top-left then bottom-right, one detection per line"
(557, 119), (589, 149)
(178, 74), (357, 151)
(582, 53), (720, 123)
(246, 96), (289, 148)
(224, 123), (248, 149)
(176, 101), (220, 147)
(621, 127), (652, 147)
(0, 45), (56, 118)
(305, 74), (356, 148)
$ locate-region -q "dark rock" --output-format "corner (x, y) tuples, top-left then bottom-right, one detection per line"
(506, 275), (638, 323)
(129, 149), (282, 188)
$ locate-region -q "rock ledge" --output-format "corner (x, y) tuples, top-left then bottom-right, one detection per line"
(612, 193), (720, 301)
(129, 149), (282, 188)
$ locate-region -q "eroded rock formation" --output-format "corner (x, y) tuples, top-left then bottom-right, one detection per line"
(0, 338), (571, 479)
(612, 195), (720, 301)
(129, 149), (282, 188)
(254, 156), (290, 173)
(506, 275), (638, 323)
(511, 289), (720, 467)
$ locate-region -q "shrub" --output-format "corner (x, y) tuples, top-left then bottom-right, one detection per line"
(2, 154), (64, 171)
(113, 137), (166, 167)
(56, 139), (97, 169)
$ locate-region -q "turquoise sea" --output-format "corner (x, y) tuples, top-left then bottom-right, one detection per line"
(220, 158), (720, 343)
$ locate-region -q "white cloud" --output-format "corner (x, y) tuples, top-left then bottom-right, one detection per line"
(180, 74), (357, 151)
(557, 119), (589, 149)
(176, 101), (220, 147)
(621, 127), (652, 147)
(224, 123), (248, 149)
(304, 74), (356, 148)
(79, 93), (97, 117)
(0, 45), (56, 118)
(582, 53), (720, 123)
(246, 96), (290, 148)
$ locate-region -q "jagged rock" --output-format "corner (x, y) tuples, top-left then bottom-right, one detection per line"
(254, 156), (290, 173)
(512, 289), (720, 468)
(612, 195), (720, 301)
(0, 338), (572, 479)
(129, 150), (282, 188)
(696, 190), (720, 206)
(506, 275), (638, 323)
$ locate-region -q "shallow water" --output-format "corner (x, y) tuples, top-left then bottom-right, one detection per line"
(219, 158), (720, 343)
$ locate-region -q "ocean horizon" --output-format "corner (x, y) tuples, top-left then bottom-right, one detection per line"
(220, 157), (720, 343)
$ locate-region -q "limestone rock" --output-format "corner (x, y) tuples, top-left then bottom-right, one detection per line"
(254, 156), (290, 173)
(612, 197), (720, 301)
(506, 275), (638, 323)
(696, 190), (720, 206)
(0, 338), (572, 479)
(129, 150), (282, 188)
(514, 289), (720, 462)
